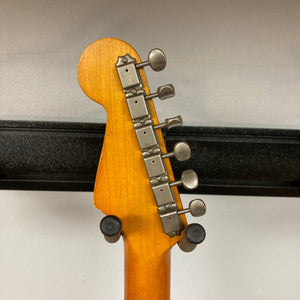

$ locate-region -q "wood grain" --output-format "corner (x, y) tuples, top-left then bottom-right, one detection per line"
(77, 38), (187, 300)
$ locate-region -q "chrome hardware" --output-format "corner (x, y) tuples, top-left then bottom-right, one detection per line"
(115, 49), (182, 237)
(157, 202), (178, 214)
(142, 147), (161, 157)
(133, 118), (153, 128)
(126, 91), (151, 121)
(177, 199), (206, 217)
(115, 49), (206, 239)
(170, 169), (199, 190)
(135, 124), (159, 150)
(159, 208), (182, 236)
(143, 153), (167, 178)
(136, 48), (167, 71)
(178, 223), (206, 252)
(116, 54), (143, 92)
(150, 174), (169, 185)
(153, 115), (183, 130)
(161, 142), (191, 162)
(145, 84), (175, 100)
(151, 181), (175, 206)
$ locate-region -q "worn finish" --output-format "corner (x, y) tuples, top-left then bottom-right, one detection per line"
(77, 38), (186, 300)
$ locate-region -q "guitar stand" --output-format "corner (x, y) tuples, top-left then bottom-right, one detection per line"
(1, 120), (299, 197)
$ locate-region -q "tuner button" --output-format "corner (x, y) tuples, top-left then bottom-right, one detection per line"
(100, 215), (122, 243)
(181, 169), (198, 190)
(178, 199), (206, 217)
(157, 84), (175, 99)
(178, 223), (206, 252)
(153, 115), (183, 130)
(189, 199), (206, 217)
(165, 115), (183, 129)
(145, 84), (175, 100)
(136, 48), (167, 71)
(170, 169), (199, 190)
(161, 142), (191, 162)
(173, 142), (191, 161)
(149, 49), (167, 71)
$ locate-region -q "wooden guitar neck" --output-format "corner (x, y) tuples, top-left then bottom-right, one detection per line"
(77, 38), (206, 300)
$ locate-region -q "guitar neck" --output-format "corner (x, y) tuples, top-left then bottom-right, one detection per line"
(125, 241), (170, 299)
(77, 38), (206, 300)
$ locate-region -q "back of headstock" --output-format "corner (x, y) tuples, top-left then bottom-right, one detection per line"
(77, 38), (206, 300)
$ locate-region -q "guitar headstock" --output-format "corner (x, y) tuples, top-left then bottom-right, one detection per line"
(77, 38), (205, 255)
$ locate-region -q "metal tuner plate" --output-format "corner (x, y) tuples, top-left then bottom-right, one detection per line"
(143, 153), (167, 179)
(134, 123), (159, 150)
(152, 181), (175, 206)
(159, 209), (183, 237)
(126, 91), (151, 121)
(116, 54), (143, 92)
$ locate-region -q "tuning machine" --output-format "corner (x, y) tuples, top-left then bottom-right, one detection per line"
(178, 199), (206, 217)
(161, 141), (191, 162)
(170, 169), (198, 190)
(153, 115), (183, 130)
(177, 199), (206, 252)
(136, 48), (167, 71)
(145, 84), (175, 101)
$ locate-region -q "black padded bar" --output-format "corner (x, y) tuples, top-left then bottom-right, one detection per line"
(1, 120), (300, 196)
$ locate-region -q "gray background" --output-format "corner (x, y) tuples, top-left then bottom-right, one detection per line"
(1, 0), (300, 299)
(1, 0), (300, 127)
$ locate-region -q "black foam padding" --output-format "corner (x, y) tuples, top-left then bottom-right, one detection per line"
(1, 120), (300, 196)
(100, 215), (122, 237)
(186, 223), (206, 244)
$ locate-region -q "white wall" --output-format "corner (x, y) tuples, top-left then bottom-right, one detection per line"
(1, 0), (300, 299)
(1, 191), (300, 300)
(1, 0), (300, 128)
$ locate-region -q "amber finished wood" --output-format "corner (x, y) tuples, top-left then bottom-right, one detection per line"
(77, 38), (187, 300)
